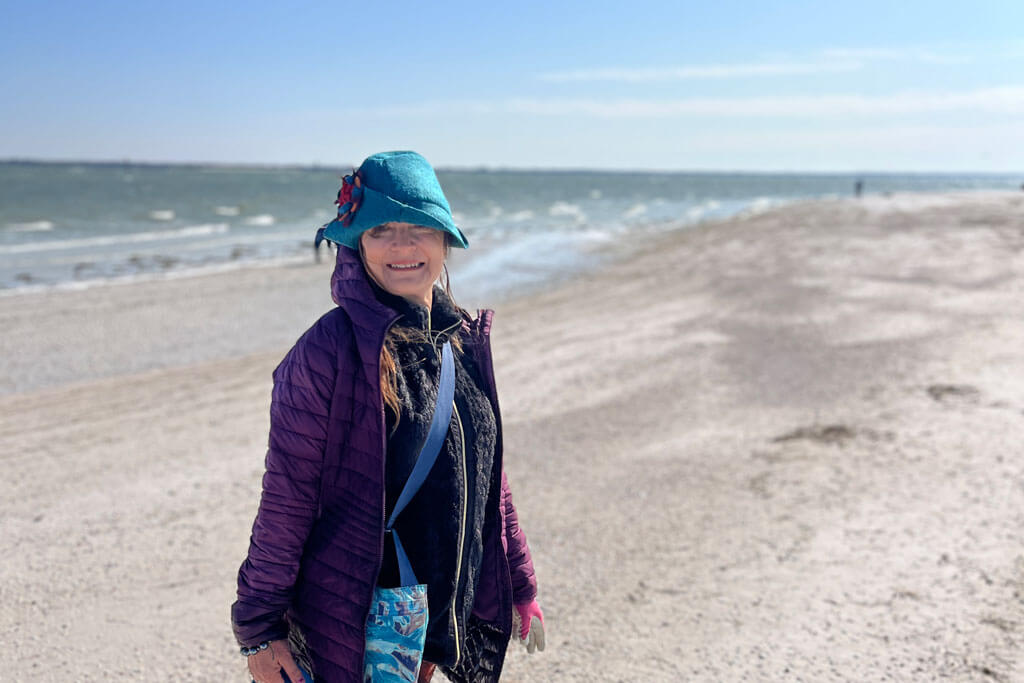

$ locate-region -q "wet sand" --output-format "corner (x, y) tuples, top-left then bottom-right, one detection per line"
(2, 191), (1024, 681)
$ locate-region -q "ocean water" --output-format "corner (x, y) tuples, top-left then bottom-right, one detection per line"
(0, 162), (1019, 302)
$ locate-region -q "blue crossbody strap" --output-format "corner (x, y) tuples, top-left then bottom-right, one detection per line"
(386, 340), (455, 586)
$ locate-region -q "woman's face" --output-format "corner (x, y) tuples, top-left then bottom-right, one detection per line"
(360, 222), (447, 308)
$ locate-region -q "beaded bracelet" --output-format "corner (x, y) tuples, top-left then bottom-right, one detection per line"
(240, 641), (271, 656)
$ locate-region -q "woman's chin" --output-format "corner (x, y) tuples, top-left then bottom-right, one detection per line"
(380, 280), (433, 303)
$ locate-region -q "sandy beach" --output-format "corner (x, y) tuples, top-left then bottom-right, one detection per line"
(3, 191), (1024, 682)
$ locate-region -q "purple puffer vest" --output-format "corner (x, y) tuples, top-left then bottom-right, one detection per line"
(232, 246), (537, 681)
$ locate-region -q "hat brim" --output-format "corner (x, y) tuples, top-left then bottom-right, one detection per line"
(322, 186), (468, 250)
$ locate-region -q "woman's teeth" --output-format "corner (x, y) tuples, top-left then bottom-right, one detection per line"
(388, 262), (424, 270)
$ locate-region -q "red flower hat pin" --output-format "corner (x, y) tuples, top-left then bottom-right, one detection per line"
(335, 172), (364, 227)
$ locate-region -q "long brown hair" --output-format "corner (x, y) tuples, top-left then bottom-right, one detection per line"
(360, 235), (463, 426)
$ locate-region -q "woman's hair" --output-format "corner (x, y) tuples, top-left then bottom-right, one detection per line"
(361, 232), (464, 428)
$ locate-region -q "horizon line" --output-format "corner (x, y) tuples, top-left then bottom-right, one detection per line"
(2, 157), (1021, 177)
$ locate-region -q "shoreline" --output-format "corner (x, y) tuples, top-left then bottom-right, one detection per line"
(3, 190), (1024, 680)
(0, 193), (781, 395)
(1, 189), (1014, 397)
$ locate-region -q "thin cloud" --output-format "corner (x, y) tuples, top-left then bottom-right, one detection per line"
(356, 86), (1024, 119)
(507, 87), (1024, 117)
(539, 45), (975, 83)
(821, 47), (972, 65)
(673, 122), (1024, 172)
(539, 61), (863, 83)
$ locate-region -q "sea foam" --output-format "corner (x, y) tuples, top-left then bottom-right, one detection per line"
(509, 210), (534, 222)
(0, 223), (230, 254)
(243, 214), (276, 226)
(548, 201), (586, 222)
(622, 203), (647, 219)
(6, 220), (55, 232)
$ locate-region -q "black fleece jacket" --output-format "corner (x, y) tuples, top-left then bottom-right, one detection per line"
(371, 283), (498, 669)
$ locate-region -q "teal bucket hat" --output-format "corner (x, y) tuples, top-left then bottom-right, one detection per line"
(318, 151), (469, 250)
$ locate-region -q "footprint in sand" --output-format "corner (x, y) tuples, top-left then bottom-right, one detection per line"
(926, 384), (980, 403)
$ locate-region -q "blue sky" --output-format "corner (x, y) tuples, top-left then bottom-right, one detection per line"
(2, 0), (1022, 171)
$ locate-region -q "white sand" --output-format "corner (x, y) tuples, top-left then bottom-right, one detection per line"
(2, 191), (1024, 681)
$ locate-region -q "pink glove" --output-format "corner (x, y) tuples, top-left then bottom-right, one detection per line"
(514, 600), (546, 653)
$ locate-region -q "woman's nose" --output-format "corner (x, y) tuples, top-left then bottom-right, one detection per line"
(390, 229), (414, 248)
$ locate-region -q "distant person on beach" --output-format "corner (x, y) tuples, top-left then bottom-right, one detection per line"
(855, 179), (864, 197)
(232, 151), (544, 683)
(313, 226), (337, 263)
(313, 233), (323, 263)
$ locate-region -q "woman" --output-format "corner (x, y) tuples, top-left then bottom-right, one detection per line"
(232, 151), (544, 683)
